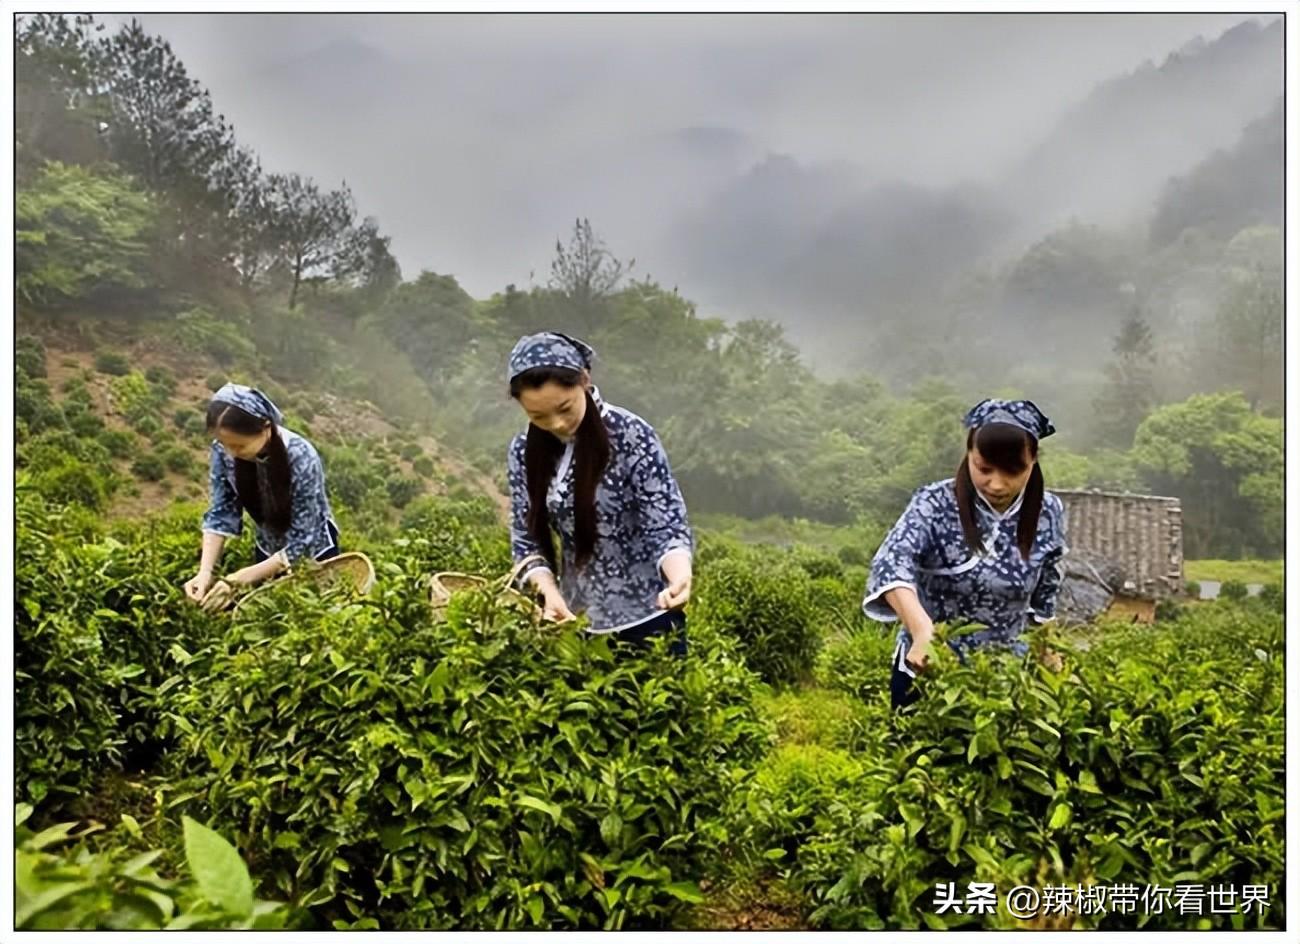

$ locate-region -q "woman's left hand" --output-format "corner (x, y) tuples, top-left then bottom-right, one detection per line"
(657, 574), (691, 610)
(200, 579), (237, 612)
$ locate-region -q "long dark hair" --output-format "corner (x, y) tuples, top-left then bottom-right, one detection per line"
(509, 365), (611, 571)
(955, 423), (1044, 561)
(206, 401), (293, 533)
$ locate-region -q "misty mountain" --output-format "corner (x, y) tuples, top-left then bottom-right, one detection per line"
(648, 17), (1280, 372)
(1149, 96), (1282, 248)
(1000, 18), (1281, 237)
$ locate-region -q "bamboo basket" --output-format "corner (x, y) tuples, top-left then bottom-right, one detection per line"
(228, 551), (376, 615)
(429, 554), (545, 622)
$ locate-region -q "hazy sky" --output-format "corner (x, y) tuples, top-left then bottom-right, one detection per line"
(106, 12), (1267, 298)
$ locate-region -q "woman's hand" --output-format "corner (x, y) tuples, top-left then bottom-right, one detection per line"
(883, 586), (937, 674)
(658, 551), (692, 610)
(199, 579), (236, 613)
(657, 573), (691, 610)
(904, 619), (936, 674)
(541, 590), (577, 623)
(183, 571), (213, 604)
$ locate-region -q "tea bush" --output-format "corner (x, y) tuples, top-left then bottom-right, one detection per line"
(320, 445), (385, 509)
(132, 454), (167, 482)
(100, 429), (137, 459)
(385, 474), (422, 509)
(162, 445), (198, 476)
(692, 549), (820, 687)
(32, 459), (112, 511)
(1219, 579), (1248, 601)
(15, 804), (287, 930)
(170, 307), (258, 367)
(813, 628), (897, 707)
(111, 371), (170, 426)
(16, 490), (125, 803)
(413, 455), (436, 478)
(68, 409), (107, 438)
(95, 350), (131, 376)
(16, 487), (213, 804)
(167, 565), (771, 929)
(17, 375), (66, 434)
(733, 743), (868, 872)
(786, 605), (1284, 930)
(1258, 581), (1282, 610)
(17, 335), (47, 377)
(145, 364), (177, 394)
(758, 687), (879, 752)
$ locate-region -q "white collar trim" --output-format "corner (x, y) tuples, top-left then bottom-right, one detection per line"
(976, 487), (1025, 521)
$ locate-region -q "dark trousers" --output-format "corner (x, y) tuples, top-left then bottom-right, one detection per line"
(607, 609), (688, 658)
(890, 636), (923, 710)
(890, 636), (967, 710)
(254, 520), (341, 565)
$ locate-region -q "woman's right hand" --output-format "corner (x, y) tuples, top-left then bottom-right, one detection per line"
(541, 590), (576, 623)
(904, 621), (936, 673)
(184, 571), (213, 604)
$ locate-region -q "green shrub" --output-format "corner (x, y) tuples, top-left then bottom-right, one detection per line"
(789, 545), (844, 581)
(812, 628), (897, 707)
(759, 688), (875, 751)
(17, 377), (66, 434)
(1220, 579), (1248, 601)
(790, 608), (1283, 930)
(395, 497), (511, 574)
(837, 545), (869, 568)
(95, 351), (131, 376)
(32, 460), (110, 511)
(17, 335), (47, 378)
(413, 456), (436, 478)
(162, 445), (196, 476)
(400, 442), (422, 461)
(17, 489), (218, 807)
(320, 446), (385, 510)
(145, 364), (177, 394)
(1185, 580), (1202, 598)
(171, 308), (257, 367)
(385, 475), (422, 509)
(67, 410), (106, 438)
(1154, 599), (1185, 622)
(205, 372), (226, 392)
(692, 551), (820, 686)
(15, 806), (287, 930)
(132, 454), (166, 482)
(16, 491), (126, 803)
(130, 415), (164, 439)
(1258, 581), (1282, 610)
(169, 570), (770, 930)
(733, 743), (866, 871)
(16, 161), (157, 306)
(99, 429), (136, 459)
(111, 371), (168, 426)
(20, 428), (112, 468)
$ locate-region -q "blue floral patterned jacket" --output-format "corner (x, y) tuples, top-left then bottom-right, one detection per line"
(507, 388), (694, 631)
(201, 427), (338, 567)
(864, 478), (1067, 659)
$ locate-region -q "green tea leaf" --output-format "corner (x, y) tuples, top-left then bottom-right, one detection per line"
(182, 816), (254, 919)
(517, 795), (563, 822)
